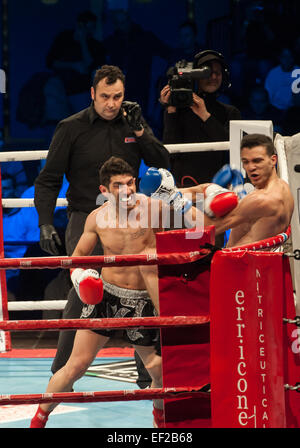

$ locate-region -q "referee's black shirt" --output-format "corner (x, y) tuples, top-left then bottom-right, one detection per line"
(34, 103), (170, 226)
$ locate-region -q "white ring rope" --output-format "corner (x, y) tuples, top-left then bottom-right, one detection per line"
(7, 300), (67, 311)
(0, 143), (229, 208)
(0, 142), (230, 163)
(0, 150), (49, 162)
(2, 198), (68, 208)
(165, 142), (229, 154)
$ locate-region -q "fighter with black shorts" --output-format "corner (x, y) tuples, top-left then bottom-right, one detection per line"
(80, 277), (159, 347)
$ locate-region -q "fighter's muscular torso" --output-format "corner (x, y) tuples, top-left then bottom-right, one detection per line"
(180, 177), (293, 248)
(87, 195), (162, 290)
(226, 177), (293, 247)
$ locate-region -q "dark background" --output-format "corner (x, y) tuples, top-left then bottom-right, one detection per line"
(1, 0), (298, 149)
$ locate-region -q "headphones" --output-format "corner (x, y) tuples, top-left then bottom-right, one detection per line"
(193, 49), (231, 90)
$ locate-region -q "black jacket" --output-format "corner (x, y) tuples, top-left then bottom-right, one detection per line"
(34, 103), (170, 226)
(163, 94), (241, 186)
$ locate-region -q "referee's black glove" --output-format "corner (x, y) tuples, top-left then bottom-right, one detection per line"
(39, 224), (62, 256)
(122, 101), (143, 132)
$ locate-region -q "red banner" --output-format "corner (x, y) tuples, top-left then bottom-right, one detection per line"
(210, 251), (286, 428)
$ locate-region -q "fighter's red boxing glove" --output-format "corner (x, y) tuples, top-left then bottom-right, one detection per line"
(204, 184), (238, 218)
(70, 268), (103, 305)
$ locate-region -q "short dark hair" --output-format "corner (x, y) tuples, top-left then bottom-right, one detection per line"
(240, 134), (275, 156)
(92, 65), (125, 91)
(99, 157), (134, 187)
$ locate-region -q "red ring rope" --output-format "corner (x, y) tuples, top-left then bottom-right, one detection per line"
(0, 315), (210, 331)
(0, 386), (210, 406)
(0, 248), (211, 270)
(224, 226), (290, 252)
(0, 226), (290, 271)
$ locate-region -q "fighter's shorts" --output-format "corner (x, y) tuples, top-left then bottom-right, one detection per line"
(80, 277), (159, 347)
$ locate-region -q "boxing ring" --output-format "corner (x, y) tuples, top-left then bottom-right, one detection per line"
(0, 121), (299, 428)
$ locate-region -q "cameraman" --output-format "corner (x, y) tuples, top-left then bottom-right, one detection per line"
(34, 64), (169, 375)
(160, 50), (241, 187)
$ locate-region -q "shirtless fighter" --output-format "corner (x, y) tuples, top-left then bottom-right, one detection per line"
(30, 155), (238, 428)
(179, 133), (294, 247)
(135, 133), (293, 316)
(30, 157), (164, 428)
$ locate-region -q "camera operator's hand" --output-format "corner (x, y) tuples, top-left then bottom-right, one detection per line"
(122, 101), (144, 135)
(159, 85), (176, 114)
(39, 224), (63, 256)
(190, 93), (211, 121)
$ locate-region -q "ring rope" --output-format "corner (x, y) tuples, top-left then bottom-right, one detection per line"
(7, 300), (67, 311)
(223, 227), (290, 252)
(3, 230), (290, 314)
(0, 386), (210, 406)
(0, 315), (210, 331)
(3, 230), (290, 313)
(0, 248), (212, 270)
(0, 150), (49, 162)
(0, 226), (290, 271)
(0, 142), (230, 163)
(2, 198), (68, 208)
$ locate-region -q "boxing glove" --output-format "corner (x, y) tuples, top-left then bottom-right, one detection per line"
(204, 184), (238, 218)
(212, 164), (247, 200)
(70, 268), (103, 305)
(231, 168), (247, 200)
(139, 167), (192, 213)
(212, 163), (233, 187)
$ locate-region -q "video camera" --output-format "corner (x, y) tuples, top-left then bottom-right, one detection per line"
(167, 60), (211, 108)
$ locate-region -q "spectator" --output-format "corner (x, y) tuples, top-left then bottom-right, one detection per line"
(34, 64), (169, 376)
(103, 1), (171, 116)
(241, 85), (283, 132)
(2, 174), (68, 301)
(1, 173), (34, 299)
(160, 50), (241, 188)
(150, 20), (203, 137)
(16, 10), (105, 142)
(168, 20), (203, 66)
(46, 10), (106, 98)
(264, 47), (300, 113)
(229, 1), (277, 100)
(1, 161), (29, 198)
(16, 72), (72, 147)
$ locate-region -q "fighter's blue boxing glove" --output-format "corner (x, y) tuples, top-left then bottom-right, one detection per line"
(231, 168), (247, 200)
(139, 167), (192, 213)
(212, 164), (233, 187)
(212, 164), (247, 200)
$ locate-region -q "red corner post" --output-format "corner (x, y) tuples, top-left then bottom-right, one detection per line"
(156, 226), (214, 428)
